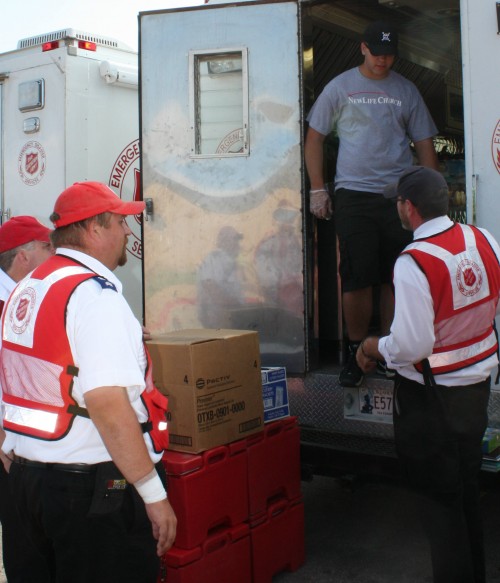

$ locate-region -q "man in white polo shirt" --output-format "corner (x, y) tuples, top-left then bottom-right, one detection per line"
(1, 183), (176, 583)
(357, 167), (500, 583)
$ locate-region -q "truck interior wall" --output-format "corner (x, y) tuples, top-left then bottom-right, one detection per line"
(303, 3), (465, 368)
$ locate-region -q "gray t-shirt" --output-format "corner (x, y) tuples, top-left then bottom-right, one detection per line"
(307, 67), (438, 193)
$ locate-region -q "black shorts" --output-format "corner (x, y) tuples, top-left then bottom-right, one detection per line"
(334, 188), (412, 292)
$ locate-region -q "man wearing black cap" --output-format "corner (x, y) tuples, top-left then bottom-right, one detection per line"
(356, 167), (500, 583)
(305, 20), (439, 388)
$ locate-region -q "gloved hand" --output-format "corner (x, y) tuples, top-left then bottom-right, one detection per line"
(309, 189), (332, 220)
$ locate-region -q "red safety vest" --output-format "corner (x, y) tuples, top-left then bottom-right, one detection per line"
(0, 254), (169, 452)
(402, 223), (500, 377)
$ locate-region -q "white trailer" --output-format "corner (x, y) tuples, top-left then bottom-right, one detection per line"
(139, 0), (500, 475)
(0, 29), (142, 317)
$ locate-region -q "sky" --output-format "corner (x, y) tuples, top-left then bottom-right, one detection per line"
(0, 0), (204, 54)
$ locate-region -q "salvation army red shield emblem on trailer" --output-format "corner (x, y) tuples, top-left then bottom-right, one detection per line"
(18, 141), (46, 186)
(25, 152), (39, 175)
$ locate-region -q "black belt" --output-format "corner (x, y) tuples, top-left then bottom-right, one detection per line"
(12, 455), (97, 474)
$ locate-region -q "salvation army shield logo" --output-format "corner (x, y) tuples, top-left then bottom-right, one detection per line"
(18, 141), (46, 186)
(25, 153), (39, 175)
(9, 287), (36, 334)
(456, 259), (482, 297)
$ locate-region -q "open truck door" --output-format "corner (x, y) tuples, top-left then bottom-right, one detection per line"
(139, 0), (311, 374)
(140, 0), (500, 477)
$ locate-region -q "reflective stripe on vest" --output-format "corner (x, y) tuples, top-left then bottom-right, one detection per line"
(4, 402), (58, 433)
(423, 328), (497, 375)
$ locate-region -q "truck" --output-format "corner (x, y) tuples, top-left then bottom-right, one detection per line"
(137, 0), (500, 477)
(0, 28), (143, 317)
(148, 0), (500, 476)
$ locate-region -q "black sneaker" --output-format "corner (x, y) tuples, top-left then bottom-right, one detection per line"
(376, 360), (396, 379)
(339, 348), (364, 387)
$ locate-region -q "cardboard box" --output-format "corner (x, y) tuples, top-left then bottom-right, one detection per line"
(261, 367), (290, 423)
(148, 329), (264, 453)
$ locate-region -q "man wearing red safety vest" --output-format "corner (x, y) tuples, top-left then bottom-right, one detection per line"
(356, 166), (500, 583)
(0, 183), (177, 583)
(0, 215), (53, 583)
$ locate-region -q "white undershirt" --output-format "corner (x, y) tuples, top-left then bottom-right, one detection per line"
(0, 268), (15, 304)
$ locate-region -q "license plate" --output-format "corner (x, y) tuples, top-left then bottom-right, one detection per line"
(358, 387), (393, 417)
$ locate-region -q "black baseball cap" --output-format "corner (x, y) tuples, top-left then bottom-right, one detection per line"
(384, 166), (448, 206)
(362, 21), (399, 56)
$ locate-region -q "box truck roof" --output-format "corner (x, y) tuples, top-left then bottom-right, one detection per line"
(16, 28), (133, 52)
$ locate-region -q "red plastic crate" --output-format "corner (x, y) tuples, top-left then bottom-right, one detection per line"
(244, 416), (301, 518)
(250, 498), (305, 583)
(162, 440), (249, 549)
(158, 524), (252, 583)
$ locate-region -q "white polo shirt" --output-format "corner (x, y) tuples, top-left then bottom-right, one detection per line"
(0, 268), (15, 306)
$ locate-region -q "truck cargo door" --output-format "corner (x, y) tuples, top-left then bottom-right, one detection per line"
(140, 0), (307, 372)
(461, 0), (500, 242)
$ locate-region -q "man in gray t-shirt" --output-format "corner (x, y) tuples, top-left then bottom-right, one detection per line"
(305, 20), (439, 388)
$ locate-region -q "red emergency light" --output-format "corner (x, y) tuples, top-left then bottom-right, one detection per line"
(78, 40), (97, 51)
(42, 41), (60, 51)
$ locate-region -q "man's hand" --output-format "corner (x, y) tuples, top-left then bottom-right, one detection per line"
(356, 338), (379, 373)
(145, 498), (177, 556)
(0, 451), (12, 473)
(310, 190), (333, 220)
(0, 429), (10, 473)
(142, 326), (152, 341)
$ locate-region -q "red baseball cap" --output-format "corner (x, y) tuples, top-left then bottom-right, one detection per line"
(0, 216), (52, 254)
(51, 181), (146, 228)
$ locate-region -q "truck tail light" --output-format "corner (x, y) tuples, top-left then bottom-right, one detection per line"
(42, 41), (60, 51)
(78, 41), (97, 51)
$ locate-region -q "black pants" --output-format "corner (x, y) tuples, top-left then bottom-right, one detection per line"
(9, 460), (166, 583)
(0, 464), (50, 582)
(393, 375), (490, 583)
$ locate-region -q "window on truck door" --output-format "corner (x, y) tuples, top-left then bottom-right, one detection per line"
(189, 48), (249, 157)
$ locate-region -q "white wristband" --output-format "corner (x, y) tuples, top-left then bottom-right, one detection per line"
(310, 188), (327, 194)
(133, 469), (167, 504)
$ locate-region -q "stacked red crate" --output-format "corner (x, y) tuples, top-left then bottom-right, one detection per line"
(245, 416), (305, 582)
(249, 498), (305, 583)
(245, 416), (302, 520)
(157, 440), (251, 582)
(157, 417), (304, 582)
(160, 524), (252, 583)
(162, 440), (249, 549)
